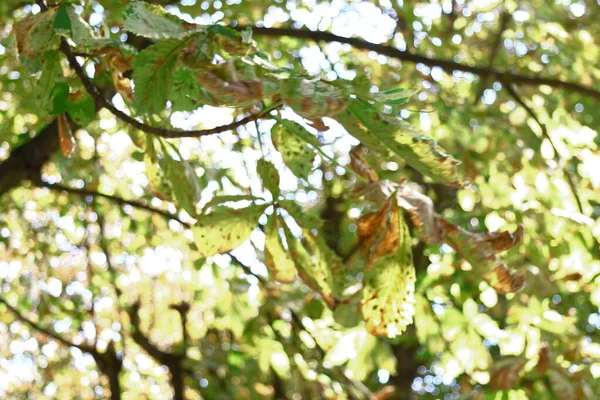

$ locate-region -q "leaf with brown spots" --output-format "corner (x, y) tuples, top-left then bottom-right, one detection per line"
(271, 122), (316, 181)
(132, 39), (188, 114)
(361, 203), (416, 338)
(256, 159), (280, 198)
(264, 215), (297, 283)
(163, 152), (202, 217)
(15, 8), (59, 58)
(193, 205), (266, 258)
(57, 114), (76, 158)
(281, 224), (337, 308)
(346, 98), (465, 187)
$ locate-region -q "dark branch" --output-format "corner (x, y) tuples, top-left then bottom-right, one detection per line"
(40, 181), (192, 227)
(127, 301), (186, 400)
(0, 120), (59, 197)
(247, 26), (600, 101)
(59, 38), (279, 139)
(0, 297), (97, 355)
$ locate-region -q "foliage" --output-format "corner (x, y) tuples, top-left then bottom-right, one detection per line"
(0, 0), (599, 399)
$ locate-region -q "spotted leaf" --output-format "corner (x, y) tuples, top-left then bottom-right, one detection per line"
(282, 225), (337, 308)
(271, 123), (316, 181)
(193, 205), (266, 257)
(347, 98), (465, 187)
(264, 215), (297, 283)
(163, 153), (202, 216)
(257, 159), (280, 198)
(361, 199), (416, 338)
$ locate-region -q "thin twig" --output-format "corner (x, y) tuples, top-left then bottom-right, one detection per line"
(59, 38), (280, 138)
(245, 26), (600, 101)
(39, 181), (192, 227)
(0, 297), (97, 354)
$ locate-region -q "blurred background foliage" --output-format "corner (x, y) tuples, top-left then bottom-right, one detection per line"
(0, 0), (599, 399)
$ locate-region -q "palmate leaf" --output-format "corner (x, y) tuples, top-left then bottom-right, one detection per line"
(264, 215), (297, 283)
(360, 198), (416, 338)
(271, 122), (316, 181)
(346, 98), (465, 187)
(132, 39), (188, 114)
(193, 205), (266, 258)
(124, 1), (192, 39)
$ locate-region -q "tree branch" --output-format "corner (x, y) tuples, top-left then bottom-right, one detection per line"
(246, 26), (600, 101)
(127, 301), (186, 400)
(40, 181), (192, 228)
(59, 38), (279, 139)
(0, 296), (97, 354)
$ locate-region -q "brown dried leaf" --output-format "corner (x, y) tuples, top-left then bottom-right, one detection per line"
(396, 182), (442, 244)
(487, 264), (527, 293)
(307, 118), (329, 132)
(440, 218), (524, 290)
(537, 342), (550, 375)
(357, 197), (400, 268)
(349, 148), (379, 182)
(57, 114), (76, 158)
(350, 180), (398, 205)
(490, 357), (527, 390)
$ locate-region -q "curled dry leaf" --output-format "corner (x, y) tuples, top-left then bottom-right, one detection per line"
(396, 181), (442, 244)
(357, 197), (400, 268)
(57, 113), (76, 158)
(537, 342), (550, 375)
(349, 148), (379, 182)
(490, 357), (527, 390)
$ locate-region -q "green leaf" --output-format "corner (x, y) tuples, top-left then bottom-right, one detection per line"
(132, 39), (187, 114)
(282, 225), (337, 308)
(66, 94), (96, 126)
(52, 4), (72, 37)
(124, 1), (191, 39)
(271, 122), (316, 181)
(162, 152), (202, 216)
(206, 25), (240, 38)
(346, 98), (465, 187)
(361, 201), (416, 338)
(264, 215), (297, 283)
(35, 52), (64, 109)
(50, 82), (70, 115)
(193, 205), (266, 257)
(277, 200), (322, 230)
(257, 159), (280, 198)
(374, 87), (419, 105)
(170, 67), (213, 112)
(145, 137), (173, 200)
